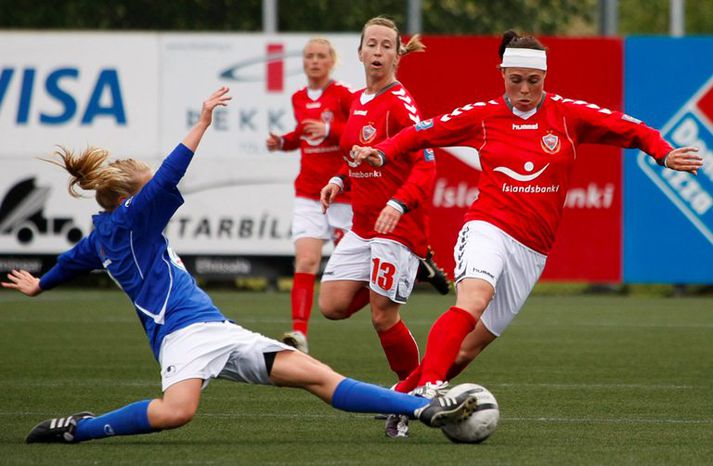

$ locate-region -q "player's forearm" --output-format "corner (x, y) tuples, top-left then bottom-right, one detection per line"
(182, 121), (210, 153)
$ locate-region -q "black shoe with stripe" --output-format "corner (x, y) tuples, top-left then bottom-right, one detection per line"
(25, 411), (95, 444)
(417, 249), (451, 295)
(414, 392), (477, 428)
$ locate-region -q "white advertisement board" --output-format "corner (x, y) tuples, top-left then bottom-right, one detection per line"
(0, 32), (364, 256)
(158, 34), (363, 255)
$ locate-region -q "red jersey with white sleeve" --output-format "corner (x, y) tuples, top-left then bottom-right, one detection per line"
(376, 93), (673, 255)
(338, 82), (435, 257)
(281, 80), (353, 202)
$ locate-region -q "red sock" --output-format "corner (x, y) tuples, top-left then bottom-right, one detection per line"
(378, 320), (420, 381)
(394, 365), (422, 393)
(418, 306), (476, 386)
(345, 286), (370, 317)
(291, 272), (316, 335)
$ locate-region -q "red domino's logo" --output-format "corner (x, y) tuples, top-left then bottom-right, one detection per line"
(637, 75), (713, 245)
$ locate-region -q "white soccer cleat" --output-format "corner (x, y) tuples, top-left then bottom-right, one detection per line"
(384, 414), (410, 438)
(411, 381), (449, 399)
(281, 331), (309, 353)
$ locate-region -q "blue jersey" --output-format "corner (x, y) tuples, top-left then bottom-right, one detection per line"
(39, 144), (227, 359)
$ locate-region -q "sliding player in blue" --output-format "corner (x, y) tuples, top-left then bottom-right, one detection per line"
(2, 87), (476, 444)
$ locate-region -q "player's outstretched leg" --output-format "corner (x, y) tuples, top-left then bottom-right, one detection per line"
(269, 350), (477, 432)
(25, 412), (94, 444)
(26, 379), (202, 444)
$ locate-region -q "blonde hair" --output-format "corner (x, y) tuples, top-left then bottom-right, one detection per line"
(304, 37), (338, 62)
(44, 147), (151, 211)
(359, 16), (426, 56)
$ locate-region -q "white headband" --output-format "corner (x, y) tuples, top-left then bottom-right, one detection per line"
(500, 48), (547, 71)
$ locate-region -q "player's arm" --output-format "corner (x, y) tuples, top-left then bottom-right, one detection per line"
(353, 104), (483, 167)
(128, 87), (231, 233)
(567, 100), (702, 174)
(320, 164), (350, 213)
(268, 93), (302, 151)
(269, 128), (301, 152)
(2, 236), (102, 297)
(374, 149), (436, 234)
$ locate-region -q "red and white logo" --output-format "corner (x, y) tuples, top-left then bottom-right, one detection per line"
(541, 133), (561, 154)
(321, 110), (334, 123)
(360, 123), (377, 144)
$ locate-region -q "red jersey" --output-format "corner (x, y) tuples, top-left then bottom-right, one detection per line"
(282, 80), (353, 201)
(339, 82), (436, 257)
(376, 93), (673, 255)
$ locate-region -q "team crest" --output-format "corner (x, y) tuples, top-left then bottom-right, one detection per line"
(540, 132), (561, 154)
(321, 110), (334, 123)
(360, 123), (377, 144)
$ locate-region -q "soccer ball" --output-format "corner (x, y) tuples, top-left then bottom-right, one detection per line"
(441, 383), (499, 443)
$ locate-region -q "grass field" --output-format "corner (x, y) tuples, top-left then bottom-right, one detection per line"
(1, 288), (712, 465)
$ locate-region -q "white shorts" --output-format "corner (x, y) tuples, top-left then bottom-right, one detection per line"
(321, 231), (419, 304)
(158, 321), (294, 392)
(291, 197), (352, 242)
(454, 220), (547, 336)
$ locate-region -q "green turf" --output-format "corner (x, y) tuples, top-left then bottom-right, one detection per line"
(0, 289), (711, 465)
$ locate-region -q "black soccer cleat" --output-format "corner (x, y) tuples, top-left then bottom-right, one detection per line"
(25, 411), (94, 444)
(416, 249), (451, 295)
(414, 392), (477, 428)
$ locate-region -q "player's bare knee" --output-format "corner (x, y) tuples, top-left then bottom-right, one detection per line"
(295, 255), (320, 273)
(164, 405), (196, 428)
(320, 307), (349, 320)
(318, 298), (349, 320)
(456, 298), (489, 319)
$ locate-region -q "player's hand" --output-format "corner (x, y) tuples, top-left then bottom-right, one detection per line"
(352, 145), (385, 167)
(664, 147), (702, 175)
(1, 269), (42, 297)
(374, 205), (402, 234)
(198, 86), (232, 127)
(266, 132), (282, 151)
(320, 183), (341, 213)
(302, 119), (327, 139)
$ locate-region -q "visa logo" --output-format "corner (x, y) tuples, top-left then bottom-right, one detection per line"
(0, 67), (127, 125)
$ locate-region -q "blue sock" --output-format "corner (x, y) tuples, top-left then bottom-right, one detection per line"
(331, 378), (429, 417)
(74, 399), (155, 442)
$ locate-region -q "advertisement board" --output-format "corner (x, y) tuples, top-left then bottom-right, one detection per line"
(624, 37), (713, 283)
(0, 33), (159, 254)
(0, 33), (364, 260)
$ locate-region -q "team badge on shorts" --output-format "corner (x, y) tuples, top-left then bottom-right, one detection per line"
(360, 123), (377, 144)
(540, 132), (561, 154)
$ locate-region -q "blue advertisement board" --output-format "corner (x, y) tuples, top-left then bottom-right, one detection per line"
(624, 37), (713, 283)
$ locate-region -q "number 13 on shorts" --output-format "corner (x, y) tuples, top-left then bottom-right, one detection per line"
(371, 258), (396, 290)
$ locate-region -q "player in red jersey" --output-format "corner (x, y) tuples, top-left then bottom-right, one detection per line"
(318, 17), (436, 438)
(354, 30), (703, 396)
(266, 38), (354, 354)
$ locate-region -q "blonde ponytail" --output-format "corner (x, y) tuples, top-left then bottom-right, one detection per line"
(44, 147), (151, 211)
(399, 34), (426, 56)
